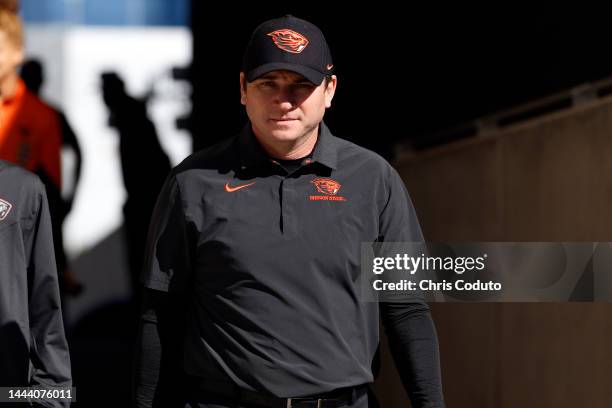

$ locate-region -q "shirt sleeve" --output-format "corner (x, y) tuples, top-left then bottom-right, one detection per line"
(135, 173), (193, 407)
(27, 182), (72, 405)
(141, 173), (193, 293)
(134, 289), (190, 407)
(377, 167), (445, 408)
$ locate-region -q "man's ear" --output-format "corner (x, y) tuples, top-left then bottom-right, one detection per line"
(240, 72), (247, 106)
(324, 75), (337, 109)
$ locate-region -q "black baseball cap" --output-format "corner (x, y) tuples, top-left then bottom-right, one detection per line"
(243, 15), (334, 85)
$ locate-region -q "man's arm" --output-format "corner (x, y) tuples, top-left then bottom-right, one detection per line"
(135, 289), (189, 407)
(379, 301), (443, 407)
(27, 182), (71, 404)
(39, 111), (62, 191)
(377, 167), (445, 408)
(134, 174), (193, 407)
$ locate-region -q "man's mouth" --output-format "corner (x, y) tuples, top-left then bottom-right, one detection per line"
(270, 118), (299, 122)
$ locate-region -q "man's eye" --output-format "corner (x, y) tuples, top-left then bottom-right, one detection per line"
(260, 81), (275, 88)
(295, 84), (314, 90)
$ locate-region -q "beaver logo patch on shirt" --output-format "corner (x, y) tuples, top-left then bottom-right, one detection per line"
(311, 178), (341, 195)
(309, 178), (347, 202)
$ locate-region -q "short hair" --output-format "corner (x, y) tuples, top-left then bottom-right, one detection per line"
(0, 8), (22, 49)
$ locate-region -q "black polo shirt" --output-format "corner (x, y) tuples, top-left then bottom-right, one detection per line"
(142, 122), (441, 402)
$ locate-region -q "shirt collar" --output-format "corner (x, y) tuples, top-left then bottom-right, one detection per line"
(237, 121), (338, 170)
(311, 121), (338, 170)
(236, 123), (270, 169)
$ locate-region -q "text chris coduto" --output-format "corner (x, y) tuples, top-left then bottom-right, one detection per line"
(371, 253), (502, 292)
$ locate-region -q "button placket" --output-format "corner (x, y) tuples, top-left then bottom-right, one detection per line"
(280, 175), (298, 236)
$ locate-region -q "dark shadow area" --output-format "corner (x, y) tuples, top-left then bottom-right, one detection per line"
(70, 301), (134, 407)
(100, 71), (171, 302)
(190, 6), (612, 158)
(0, 322), (29, 387)
(65, 226), (134, 406)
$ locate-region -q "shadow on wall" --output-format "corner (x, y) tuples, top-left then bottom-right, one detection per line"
(100, 71), (171, 303)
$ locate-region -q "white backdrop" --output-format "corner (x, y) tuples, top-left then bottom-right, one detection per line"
(25, 26), (192, 323)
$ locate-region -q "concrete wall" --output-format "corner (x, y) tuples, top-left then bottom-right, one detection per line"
(377, 96), (612, 407)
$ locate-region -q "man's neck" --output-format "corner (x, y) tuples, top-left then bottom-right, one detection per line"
(0, 73), (20, 101)
(253, 125), (319, 160)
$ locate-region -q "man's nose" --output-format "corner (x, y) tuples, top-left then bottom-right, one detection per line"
(275, 88), (297, 109)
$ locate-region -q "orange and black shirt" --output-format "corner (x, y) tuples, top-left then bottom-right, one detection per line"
(0, 79), (62, 189)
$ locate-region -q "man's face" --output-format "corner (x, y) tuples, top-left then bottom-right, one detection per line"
(0, 30), (22, 82)
(240, 70), (337, 145)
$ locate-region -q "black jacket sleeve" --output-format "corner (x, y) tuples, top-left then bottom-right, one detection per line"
(27, 183), (72, 406)
(377, 167), (445, 408)
(134, 174), (193, 407)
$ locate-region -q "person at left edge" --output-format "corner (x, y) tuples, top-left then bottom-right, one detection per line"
(0, 160), (72, 407)
(0, 8), (61, 189)
(0, 6), (80, 302)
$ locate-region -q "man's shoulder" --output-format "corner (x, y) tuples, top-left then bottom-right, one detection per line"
(0, 160), (44, 192)
(169, 135), (237, 181)
(328, 131), (395, 176)
(22, 88), (57, 120)
(172, 136), (237, 175)
(19, 89), (61, 140)
(0, 161), (46, 221)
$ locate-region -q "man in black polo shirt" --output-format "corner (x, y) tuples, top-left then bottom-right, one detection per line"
(135, 15), (445, 408)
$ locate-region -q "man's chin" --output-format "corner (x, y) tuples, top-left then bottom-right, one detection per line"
(267, 128), (304, 142)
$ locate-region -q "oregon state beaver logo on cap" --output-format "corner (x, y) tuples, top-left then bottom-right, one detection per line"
(267, 29), (309, 54)
(312, 178), (341, 195)
(0, 198), (12, 221)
